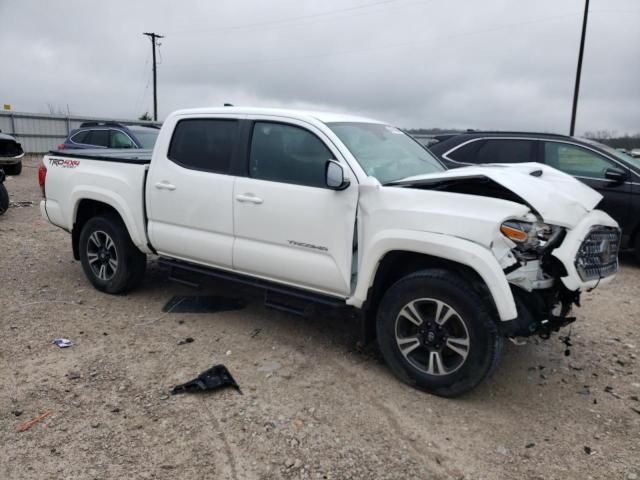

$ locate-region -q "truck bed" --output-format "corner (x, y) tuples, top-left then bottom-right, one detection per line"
(42, 149), (152, 253)
(49, 148), (152, 164)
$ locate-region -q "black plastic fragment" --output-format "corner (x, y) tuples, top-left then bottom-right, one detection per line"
(162, 295), (246, 314)
(171, 364), (242, 395)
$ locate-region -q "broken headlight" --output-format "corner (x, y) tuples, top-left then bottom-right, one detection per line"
(500, 220), (563, 253)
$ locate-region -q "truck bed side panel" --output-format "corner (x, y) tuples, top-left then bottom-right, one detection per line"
(43, 154), (151, 252)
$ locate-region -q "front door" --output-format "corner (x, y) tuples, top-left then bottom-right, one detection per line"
(232, 119), (358, 296)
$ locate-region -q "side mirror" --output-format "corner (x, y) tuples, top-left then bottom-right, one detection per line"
(326, 160), (350, 190)
(604, 168), (627, 184)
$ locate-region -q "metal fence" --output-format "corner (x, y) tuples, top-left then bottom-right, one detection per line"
(0, 111), (160, 153)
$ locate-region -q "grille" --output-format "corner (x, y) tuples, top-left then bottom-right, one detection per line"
(575, 226), (620, 281)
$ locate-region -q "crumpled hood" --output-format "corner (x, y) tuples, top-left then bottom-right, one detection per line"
(395, 163), (603, 228)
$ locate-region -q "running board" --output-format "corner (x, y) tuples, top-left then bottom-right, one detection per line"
(159, 257), (347, 310)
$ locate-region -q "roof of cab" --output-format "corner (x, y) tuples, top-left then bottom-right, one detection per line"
(170, 106), (385, 125)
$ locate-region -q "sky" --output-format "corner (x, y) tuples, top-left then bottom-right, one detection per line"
(1, 0), (638, 135)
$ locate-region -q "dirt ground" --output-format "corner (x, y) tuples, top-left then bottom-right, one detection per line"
(1, 156), (639, 480)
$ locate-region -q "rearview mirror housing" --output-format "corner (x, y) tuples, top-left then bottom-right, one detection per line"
(326, 160), (350, 190)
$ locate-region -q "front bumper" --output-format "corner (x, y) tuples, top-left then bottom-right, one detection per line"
(0, 153), (25, 165)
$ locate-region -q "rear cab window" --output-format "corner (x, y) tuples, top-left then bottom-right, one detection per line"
(168, 119), (239, 173)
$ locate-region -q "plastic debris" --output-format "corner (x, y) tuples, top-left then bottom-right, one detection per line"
(52, 338), (73, 348)
(17, 410), (52, 432)
(171, 364), (242, 395)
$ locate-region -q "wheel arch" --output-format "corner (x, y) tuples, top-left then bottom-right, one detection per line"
(72, 199), (125, 260)
(349, 230), (518, 323)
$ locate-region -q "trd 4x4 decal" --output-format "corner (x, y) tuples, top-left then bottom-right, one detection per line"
(49, 158), (80, 168)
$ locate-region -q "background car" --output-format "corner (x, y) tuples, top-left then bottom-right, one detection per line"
(429, 132), (640, 259)
(0, 131), (25, 175)
(59, 122), (160, 150)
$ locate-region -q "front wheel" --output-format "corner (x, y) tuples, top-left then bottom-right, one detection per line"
(376, 269), (503, 397)
(79, 214), (147, 293)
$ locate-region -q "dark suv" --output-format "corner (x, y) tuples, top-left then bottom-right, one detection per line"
(429, 132), (640, 258)
(60, 122), (160, 150)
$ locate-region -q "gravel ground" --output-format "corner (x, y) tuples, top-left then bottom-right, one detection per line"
(1, 156), (639, 479)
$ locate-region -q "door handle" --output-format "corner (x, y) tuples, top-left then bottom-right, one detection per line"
(155, 181), (176, 191)
(235, 193), (263, 204)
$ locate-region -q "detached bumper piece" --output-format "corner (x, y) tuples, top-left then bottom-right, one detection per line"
(575, 226), (620, 282)
(171, 364), (242, 395)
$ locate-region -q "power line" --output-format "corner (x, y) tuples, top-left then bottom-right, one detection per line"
(167, 0), (398, 36)
(143, 32), (164, 121)
(161, 13), (581, 71)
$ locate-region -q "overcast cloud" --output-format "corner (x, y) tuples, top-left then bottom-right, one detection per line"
(1, 0), (638, 134)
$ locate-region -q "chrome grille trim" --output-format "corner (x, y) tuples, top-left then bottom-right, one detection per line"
(574, 226), (620, 282)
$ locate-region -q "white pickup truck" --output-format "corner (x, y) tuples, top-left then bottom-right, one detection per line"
(40, 107), (620, 396)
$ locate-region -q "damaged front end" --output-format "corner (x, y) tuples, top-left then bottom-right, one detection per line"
(493, 221), (581, 339)
(496, 219), (621, 340)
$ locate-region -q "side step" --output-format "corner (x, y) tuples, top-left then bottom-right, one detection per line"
(160, 257), (347, 311)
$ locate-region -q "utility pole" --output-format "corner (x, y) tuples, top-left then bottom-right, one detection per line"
(570, 0), (589, 136)
(143, 32), (164, 121)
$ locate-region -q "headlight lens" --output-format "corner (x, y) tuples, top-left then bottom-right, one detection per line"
(500, 220), (558, 251)
(500, 221), (532, 243)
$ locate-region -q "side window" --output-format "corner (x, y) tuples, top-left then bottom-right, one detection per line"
(168, 119), (238, 173)
(476, 139), (535, 164)
(446, 140), (484, 163)
(249, 122), (332, 188)
(110, 130), (136, 148)
(71, 131), (89, 144)
(544, 142), (614, 179)
(84, 130), (109, 147)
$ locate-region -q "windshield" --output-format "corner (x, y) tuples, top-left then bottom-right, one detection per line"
(132, 129), (159, 149)
(328, 122), (444, 184)
(581, 138), (640, 170)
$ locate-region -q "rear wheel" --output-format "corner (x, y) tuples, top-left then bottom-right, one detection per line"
(4, 161), (22, 176)
(0, 183), (8, 215)
(376, 269), (503, 397)
(79, 214), (146, 293)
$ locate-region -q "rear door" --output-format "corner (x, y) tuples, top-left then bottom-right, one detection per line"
(542, 141), (631, 230)
(232, 118), (358, 296)
(146, 115), (242, 268)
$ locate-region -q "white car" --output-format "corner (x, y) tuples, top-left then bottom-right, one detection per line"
(39, 107), (620, 396)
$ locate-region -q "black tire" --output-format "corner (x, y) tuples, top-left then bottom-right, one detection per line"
(376, 269), (503, 397)
(4, 161), (22, 176)
(0, 183), (8, 215)
(79, 213), (146, 293)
